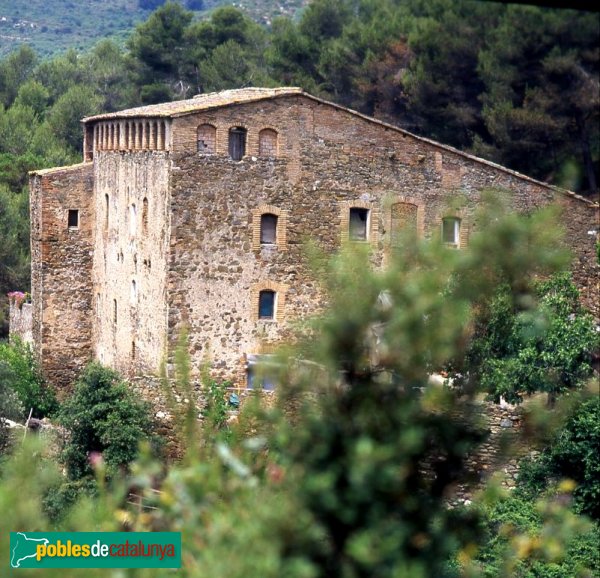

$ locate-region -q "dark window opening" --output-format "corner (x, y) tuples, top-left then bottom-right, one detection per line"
(258, 290), (275, 319)
(113, 299), (118, 323)
(349, 208), (368, 241)
(68, 209), (79, 229)
(142, 197), (149, 232)
(228, 127), (247, 161)
(260, 213), (278, 244)
(105, 194), (109, 230)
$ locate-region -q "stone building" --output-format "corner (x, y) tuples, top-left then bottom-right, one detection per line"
(14, 87), (598, 393)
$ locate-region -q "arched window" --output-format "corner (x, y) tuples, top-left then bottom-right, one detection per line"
(258, 128), (278, 157)
(258, 290), (276, 319)
(442, 217), (461, 247)
(260, 213), (278, 244)
(197, 124), (216, 153)
(349, 208), (369, 241)
(228, 127), (247, 161)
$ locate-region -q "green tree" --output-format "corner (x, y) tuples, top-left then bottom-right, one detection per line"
(46, 85), (102, 152)
(0, 339), (57, 418)
(0, 185), (30, 335)
(477, 6), (599, 194)
(128, 2), (194, 100)
(83, 40), (137, 112)
(13, 80), (49, 118)
(58, 363), (155, 480)
(0, 46), (38, 107)
(454, 272), (596, 405)
(517, 395), (600, 520)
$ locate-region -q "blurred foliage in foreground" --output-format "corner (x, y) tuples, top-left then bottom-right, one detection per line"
(0, 199), (598, 577)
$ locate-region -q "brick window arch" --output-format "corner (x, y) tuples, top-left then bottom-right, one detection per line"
(197, 124), (216, 153)
(258, 128), (278, 157)
(339, 200), (379, 244)
(251, 280), (288, 321)
(435, 206), (469, 249)
(251, 205), (288, 250)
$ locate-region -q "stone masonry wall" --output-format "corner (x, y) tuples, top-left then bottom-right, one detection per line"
(8, 301), (33, 345)
(92, 151), (171, 378)
(30, 164), (94, 395)
(165, 95), (598, 388)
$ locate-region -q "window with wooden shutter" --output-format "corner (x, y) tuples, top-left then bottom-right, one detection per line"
(228, 127), (247, 160)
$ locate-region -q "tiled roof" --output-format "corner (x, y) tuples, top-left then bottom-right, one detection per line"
(82, 87), (304, 122)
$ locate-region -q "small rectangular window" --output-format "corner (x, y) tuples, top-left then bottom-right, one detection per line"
(68, 209), (79, 229)
(259, 290), (276, 319)
(349, 208), (368, 241)
(260, 214), (278, 244)
(442, 217), (460, 247)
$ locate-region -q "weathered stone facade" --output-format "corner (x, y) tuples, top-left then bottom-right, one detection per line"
(8, 299), (33, 345)
(18, 87), (598, 392)
(29, 163), (94, 396)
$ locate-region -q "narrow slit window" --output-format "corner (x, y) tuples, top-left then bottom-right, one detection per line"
(442, 217), (460, 247)
(260, 213), (278, 244)
(228, 127), (247, 161)
(105, 194), (109, 230)
(142, 197), (149, 232)
(258, 290), (276, 320)
(349, 208), (368, 241)
(113, 299), (118, 323)
(131, 279), (137, 303)
(68, 209), (79, 229)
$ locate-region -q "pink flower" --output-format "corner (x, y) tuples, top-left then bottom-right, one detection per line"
(88, 452), (105, 469)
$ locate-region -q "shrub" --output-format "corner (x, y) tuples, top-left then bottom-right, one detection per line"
(0, 338), (57, 418)
(58, 363), (155, 480)
(517, 395), (600, 520)
(475, 493), (598, 577)
(457, 273), (597, 404)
